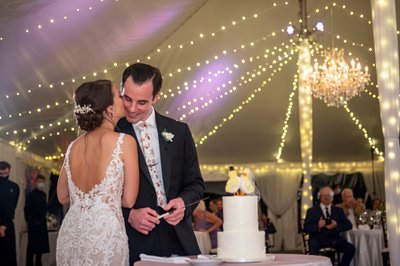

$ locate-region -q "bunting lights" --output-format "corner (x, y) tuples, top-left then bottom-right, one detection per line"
(0, 0), (387, 164)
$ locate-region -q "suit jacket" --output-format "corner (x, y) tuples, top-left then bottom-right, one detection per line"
(117, 112), (205, 260)
(24, 189), (50, 253)
(0, 177), (19, 226)
(303, 205), (352, 246)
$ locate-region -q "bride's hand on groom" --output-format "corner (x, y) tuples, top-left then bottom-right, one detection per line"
(128, 208), (160, 235)
(163, 197), (185, 226)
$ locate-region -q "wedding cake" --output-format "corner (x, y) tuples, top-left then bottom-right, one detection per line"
(217, 195), (267, 262)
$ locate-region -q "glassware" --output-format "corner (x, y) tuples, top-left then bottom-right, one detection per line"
(358, 211), (369, 225)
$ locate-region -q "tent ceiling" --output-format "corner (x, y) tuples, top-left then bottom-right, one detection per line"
(0, 0), (398, 165)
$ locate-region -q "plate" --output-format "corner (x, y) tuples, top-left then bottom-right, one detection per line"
(220, 255), (275, 263)
(188, 258), (223, 266)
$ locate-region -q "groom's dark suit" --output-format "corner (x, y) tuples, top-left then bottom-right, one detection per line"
(118, 112), (204, 264)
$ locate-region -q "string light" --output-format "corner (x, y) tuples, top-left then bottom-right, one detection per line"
(1, 26), (296, 154)
(343, 104), (384, 159)
(0, 100), (70, 123)
(276, 75), (297, 161)
(200, 160), (383, 181)
(195, 53), (294, 146)
(1, 0), (382, 102)
(1, 1), (294, 101)
(177, 42), (293, 120)
(1, 0), (386, 163)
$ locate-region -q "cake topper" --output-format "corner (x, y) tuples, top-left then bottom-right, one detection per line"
(225, 166), (256, 195)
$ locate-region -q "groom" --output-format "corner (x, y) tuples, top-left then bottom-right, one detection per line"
(117, 63), (205, 264)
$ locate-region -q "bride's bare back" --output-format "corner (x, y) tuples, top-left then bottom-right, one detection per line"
(69, 130), (122, 193)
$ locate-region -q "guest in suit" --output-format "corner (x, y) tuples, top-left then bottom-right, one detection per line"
(0, 161), (20, 266)
(304, 186), (355, 266)
(24, 175), (50, 266)
(117, 63), (205, 264)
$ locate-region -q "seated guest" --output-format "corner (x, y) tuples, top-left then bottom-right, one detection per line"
(193, 200), (222, 249)
(336, 188), (358, 229)
(372, 198), (382, 211)
(209, 198), (223, 223)
(304, 186), (355, 266)
(354, 197), (365, 217)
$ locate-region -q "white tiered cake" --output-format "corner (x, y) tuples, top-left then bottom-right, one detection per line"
(217, 196), (268, 262)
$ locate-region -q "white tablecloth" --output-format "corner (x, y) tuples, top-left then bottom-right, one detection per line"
(135, 253), (332, 266)
(344, 229), (384, 266)
(19, 230), (58, 266)
(194, 231), (212, 255)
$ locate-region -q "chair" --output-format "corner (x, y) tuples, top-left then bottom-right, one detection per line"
(265, 233), (274, 253)
(381, 212), (390, 266)
(300, 219), (340, 266)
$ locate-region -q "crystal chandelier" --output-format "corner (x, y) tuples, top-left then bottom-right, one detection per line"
(308, 48), (370, 107)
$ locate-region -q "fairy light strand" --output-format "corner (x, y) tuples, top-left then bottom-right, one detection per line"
(195, 53), (294, 146)
(276, 75), (298, 161)
(343, 104), (384, 158)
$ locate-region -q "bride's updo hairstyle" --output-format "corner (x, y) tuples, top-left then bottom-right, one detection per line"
(73, 79), (113, 132)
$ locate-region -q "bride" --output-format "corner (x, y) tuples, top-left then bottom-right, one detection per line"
(56, 79), (139, 265)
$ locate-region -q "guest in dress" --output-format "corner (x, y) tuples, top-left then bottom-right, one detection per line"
(303, 186), (355, 266)
(209, 198), (223, 223)
(354, 197), (365, 217)
(336, 188), (358, 229)
(371, 198), (383, 211)
(193, 200), (222, 249)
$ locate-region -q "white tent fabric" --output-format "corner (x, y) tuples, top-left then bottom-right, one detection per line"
(0, 0), (398, 256)
(0, 0), (391, 166)
(371, 0), (400, 265)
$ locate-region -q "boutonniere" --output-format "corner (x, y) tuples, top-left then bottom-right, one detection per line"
(161, 129), (174, 149)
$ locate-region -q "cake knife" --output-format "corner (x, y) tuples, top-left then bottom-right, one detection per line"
(157, 197), (210, 219)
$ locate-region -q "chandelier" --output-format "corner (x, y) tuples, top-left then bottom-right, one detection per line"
(308, 48), (370, 107)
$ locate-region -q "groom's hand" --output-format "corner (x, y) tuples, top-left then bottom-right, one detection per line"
(163, 197), (185, 226)
(128, 208), (159, 235)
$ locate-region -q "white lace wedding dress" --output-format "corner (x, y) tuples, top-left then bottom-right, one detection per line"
(56, 133), (129, 266)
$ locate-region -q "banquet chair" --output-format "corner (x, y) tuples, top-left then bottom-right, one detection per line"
(381, 213), (390, 266)
(266, 234), (275, 253)
(300, 219), (340, 266)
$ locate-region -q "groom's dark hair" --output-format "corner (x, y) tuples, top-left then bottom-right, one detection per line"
(122, 63), (163, 99)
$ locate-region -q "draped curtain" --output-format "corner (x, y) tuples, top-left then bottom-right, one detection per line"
(371, 1), (400, 265)
(256, 171), (302, 251)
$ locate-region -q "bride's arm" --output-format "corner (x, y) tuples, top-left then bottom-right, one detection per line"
(121, 135), (139, 208)
(57, 166), (70, 204)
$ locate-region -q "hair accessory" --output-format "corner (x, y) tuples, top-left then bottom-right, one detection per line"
(74, 104), (94, 114)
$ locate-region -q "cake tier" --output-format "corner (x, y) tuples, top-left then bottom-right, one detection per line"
(217, 231), (265, 260)
(222, 196), (259, 231)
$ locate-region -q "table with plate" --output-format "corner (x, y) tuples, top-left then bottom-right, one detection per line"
(135, 253), (332, 266)
(194, 231), (212, 255)
(344, 229), (384, 266)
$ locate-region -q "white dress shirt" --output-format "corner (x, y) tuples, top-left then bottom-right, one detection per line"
(320, 203), (332, 219)
(132, 108), (165, 196)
